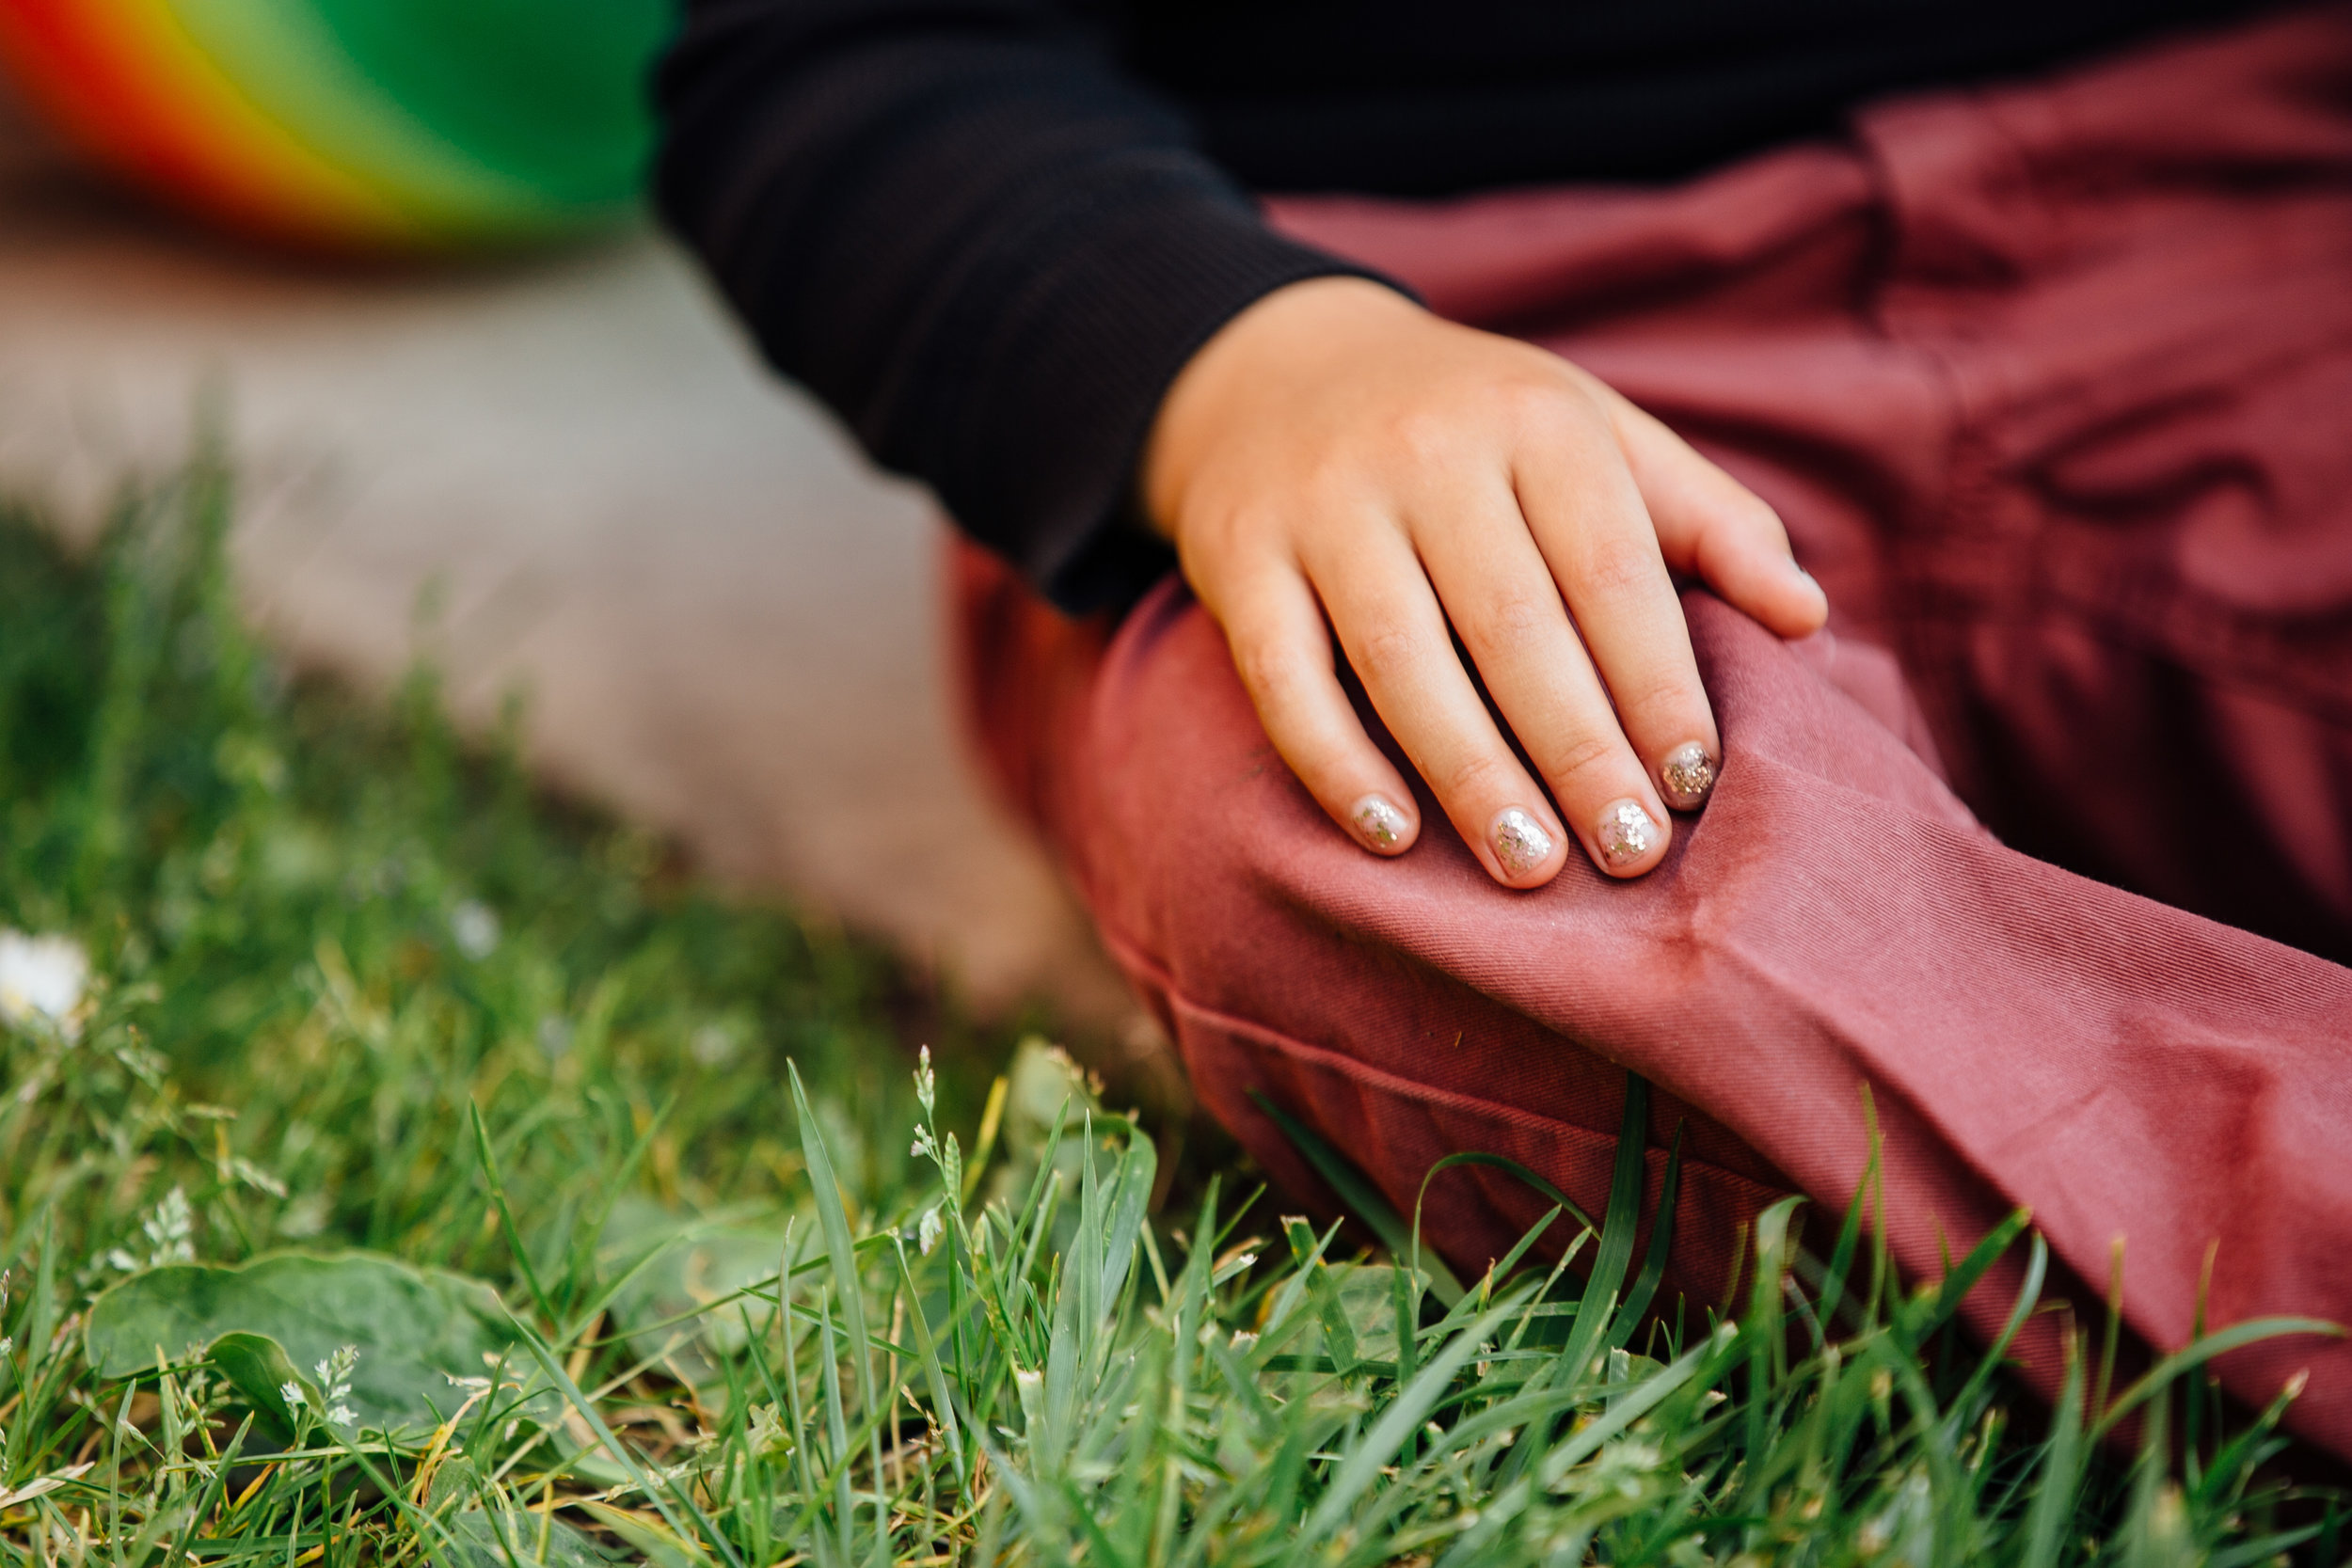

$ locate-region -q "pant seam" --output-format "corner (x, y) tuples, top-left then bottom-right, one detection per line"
(1090, 910), (1796, 1214)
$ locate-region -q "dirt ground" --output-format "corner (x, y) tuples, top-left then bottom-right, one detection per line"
(0, 86), (1136, 1030)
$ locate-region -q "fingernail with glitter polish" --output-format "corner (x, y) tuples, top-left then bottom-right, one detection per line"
(1490, 807), (1555, 878)
(1349, 794), (1410, 852)
(1658, 741), (1718, 812)
(1596, 799), (1661, 869)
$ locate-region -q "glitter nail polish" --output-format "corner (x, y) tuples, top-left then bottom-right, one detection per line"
(1350, 795), (1409, 851)
(1597, 800), (1661, 868)
(1658, 741), (1718, 812)
(1490, 808), (1555, 877)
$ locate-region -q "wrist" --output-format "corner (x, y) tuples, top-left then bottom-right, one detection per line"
(1140, 276), (1422, 540)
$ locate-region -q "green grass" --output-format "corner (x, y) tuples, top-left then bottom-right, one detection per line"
(1, 440), (2344, 1568)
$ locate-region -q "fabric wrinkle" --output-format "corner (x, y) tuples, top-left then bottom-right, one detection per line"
(947, 5), (2352, 1462)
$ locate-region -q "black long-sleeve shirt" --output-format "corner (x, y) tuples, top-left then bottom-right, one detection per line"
(654, 1), (2255, 612)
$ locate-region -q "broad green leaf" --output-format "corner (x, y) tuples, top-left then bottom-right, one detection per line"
(84, 1250), (551, 1444)
(204, 1331), (308, 1433)
(599, 1196), (799, 1386)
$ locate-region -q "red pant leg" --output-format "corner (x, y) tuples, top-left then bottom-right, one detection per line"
(1270, 5), (2352, 964)
(951, 546), (2352, 1461)
(947, 7), (2352, 1462)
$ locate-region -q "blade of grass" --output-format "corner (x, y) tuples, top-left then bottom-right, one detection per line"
(2090, 1319), (2342, 1445)
(470, 1101), (557, 1328)
(1297, 1292), (1527, 1546)
(1251, 1090), (1465, 1307)
(892, 1241), (967, 1489)
(788, 1063), (884, 1566)
(1609, 1118), (1684, 1352)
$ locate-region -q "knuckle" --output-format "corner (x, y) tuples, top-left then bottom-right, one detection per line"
(1703, 493), (1789, 561)
(1183, 503), (1269, 572)
(1222, 501), (1294, 554)
(1540, 728), (1621, 791)
(1490, 374), (1573, 435)
(1438, 748), (1512, 800)
(1384, 404), (1463, 471)
(1615, 669), (1705, 723)
(1292, 453), (1359, 510)
(1232, 635), (1307, 709)
(1578, 536), (1660, 599)
(1471, 591), (1556, 660)
(1350, 616), (1426, 684)
(1706, 493), (1783, 550)
(1738, 491), (1786, 532)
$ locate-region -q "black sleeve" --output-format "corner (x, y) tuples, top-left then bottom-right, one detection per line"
(652, 0), (1386, 612)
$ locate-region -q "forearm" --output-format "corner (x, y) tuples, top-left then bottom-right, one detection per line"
(654, 0), (1380, 610)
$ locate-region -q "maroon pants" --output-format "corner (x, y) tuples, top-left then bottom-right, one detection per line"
(952, 7), (2352, 1459)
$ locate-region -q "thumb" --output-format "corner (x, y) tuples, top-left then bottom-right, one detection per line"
(1592, 378), (1828, 638)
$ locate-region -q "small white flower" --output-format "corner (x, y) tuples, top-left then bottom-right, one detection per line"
(689, 1022), (739, 1067)
(0, 930), (89, 1039)
(135, 1187), (196, 1268)
(917, 1207), (944, 1257)
(914, 1046), (936, 1116)
(316, 1344), (358, 1398)
(277, 1195), (329, 1240)
(280, 1382), (307, 1410)
(450, 901), (501, 960)
(309, 1346), (360, 1428)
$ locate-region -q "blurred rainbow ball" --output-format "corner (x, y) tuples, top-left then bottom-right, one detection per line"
(0, 0), (674, 252)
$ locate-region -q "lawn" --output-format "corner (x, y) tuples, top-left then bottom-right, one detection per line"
(0, 438), (2341, 1568)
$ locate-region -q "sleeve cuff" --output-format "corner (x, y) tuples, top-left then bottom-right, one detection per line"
(896, 170), (1407, 615)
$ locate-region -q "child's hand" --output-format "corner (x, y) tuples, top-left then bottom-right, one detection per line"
(1141, 277), (1828, 886)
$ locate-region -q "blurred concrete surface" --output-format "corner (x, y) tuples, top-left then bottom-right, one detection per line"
(0, 85), (1136, 1027)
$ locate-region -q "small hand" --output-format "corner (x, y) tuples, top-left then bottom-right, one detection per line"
(1141, 277), (1827, 886)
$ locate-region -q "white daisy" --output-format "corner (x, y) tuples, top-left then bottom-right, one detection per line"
(0, 930), (89, 1039)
